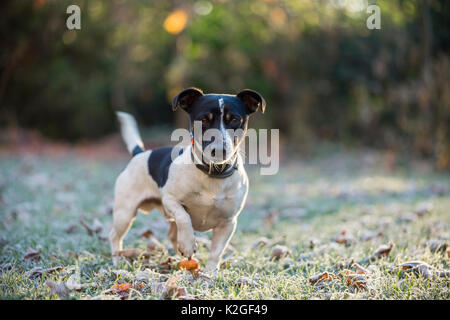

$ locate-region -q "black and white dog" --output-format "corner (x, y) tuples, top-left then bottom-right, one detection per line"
(110, 87), (266, 271)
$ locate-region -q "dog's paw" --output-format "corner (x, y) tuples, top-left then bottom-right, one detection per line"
(177, 233), (197, 258)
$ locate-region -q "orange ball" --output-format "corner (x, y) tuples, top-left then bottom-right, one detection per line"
(178, 259), (199, 271)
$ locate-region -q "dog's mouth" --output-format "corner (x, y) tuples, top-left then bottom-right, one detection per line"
(192, 141), (237, 168)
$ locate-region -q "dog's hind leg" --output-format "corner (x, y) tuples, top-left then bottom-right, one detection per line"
(168, 221), (178, 252)
(109, 202), (136, 265)
(108, 152), (158, 265)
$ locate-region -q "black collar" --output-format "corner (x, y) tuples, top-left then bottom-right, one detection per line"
(190, 149), (238, 179)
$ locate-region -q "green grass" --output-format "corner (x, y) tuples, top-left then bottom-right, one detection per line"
(0, 150), (449, 300)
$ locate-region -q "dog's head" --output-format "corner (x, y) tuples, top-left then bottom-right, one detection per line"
(172, 87), (266, 165)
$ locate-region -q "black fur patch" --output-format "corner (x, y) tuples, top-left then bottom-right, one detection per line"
(147, 147), (184, 188)
(132, 145), (144, 157)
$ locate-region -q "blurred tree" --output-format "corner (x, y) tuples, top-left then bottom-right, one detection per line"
(0, 0), (449, 169)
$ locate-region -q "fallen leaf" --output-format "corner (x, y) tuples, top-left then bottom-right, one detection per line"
(26, 266), (64, 279)
(178, 259), (199, 271)
(251, 237), (271, 249)
(346, 274), (367, 290)
(46, 280), (68, 298)
(161, 276), (180, 299)
(271, 245), (290, 259)
(334, 258), (354, 270)
(334, 230), (354, 246)
(80, 219), (94, 235)
(370, 241), (394, 261)
(353, 263), (369, 274)
(160, 257), (175, 271)
(80, 218), (103, 237)
(65, 275), (83, 291)
(309, 272), (334, 285)
(112, 283), (131, 293)
(24, 247), (41, 261)
(400, 261), (449, 279)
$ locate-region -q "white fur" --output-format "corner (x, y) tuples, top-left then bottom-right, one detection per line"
(109, 144), (248, 271)
(116, 111), (144, 153)
(110, 111), (248, 271)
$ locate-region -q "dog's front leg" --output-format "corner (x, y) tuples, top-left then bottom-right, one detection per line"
(205, 219), (237, 272)
(163, 196), (197, 258)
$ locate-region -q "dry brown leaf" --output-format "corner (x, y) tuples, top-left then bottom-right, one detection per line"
(370, 241), (394, 261)
(161, 276), (180, 299)
(334, 258), (355, 270)
(251, 237), (271, 249)
(353, 263), (369, 274)
(309, 272), (334, 285)
(80, 219), (94, 235)
(65, 275), (83, 291)
(24, 247), (41, 261)
(160, 257), (175, 271)
(346, 274), (367, 290)
(334, 230), (354, 246)
(271, 245), (290, 259)
(46, 280), (68, 298)
(400, 261), (449, 279)
(112, 283), (132, 293)
(26, 266), (64, 279)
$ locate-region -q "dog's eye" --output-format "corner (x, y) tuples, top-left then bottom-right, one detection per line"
(230, 117), (241, 125)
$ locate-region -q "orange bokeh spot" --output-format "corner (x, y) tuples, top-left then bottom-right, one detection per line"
(163, 10), (188, 35)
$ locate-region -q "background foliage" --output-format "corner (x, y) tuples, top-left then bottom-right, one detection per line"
(0, 0), (449, 168)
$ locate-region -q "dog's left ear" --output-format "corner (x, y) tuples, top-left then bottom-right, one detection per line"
(237, 89), (266, 114)
(172, 87), (204, 112)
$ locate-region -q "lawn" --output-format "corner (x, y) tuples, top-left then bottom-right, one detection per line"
(0, 148), (449, 300)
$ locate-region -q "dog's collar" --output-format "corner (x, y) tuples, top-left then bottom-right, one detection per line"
(190, 147), (238, 179)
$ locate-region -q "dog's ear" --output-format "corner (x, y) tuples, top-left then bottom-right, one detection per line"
(172, 87), (204, 112)
(237, 89), (266, 114)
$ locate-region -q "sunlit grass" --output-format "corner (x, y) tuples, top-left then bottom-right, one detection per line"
(0, 151), (449, 299)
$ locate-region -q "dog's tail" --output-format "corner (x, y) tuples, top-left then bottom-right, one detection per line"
(116, 111), (145, 156)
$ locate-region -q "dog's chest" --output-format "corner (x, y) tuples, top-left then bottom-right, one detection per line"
(181, 179), (246, 231)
